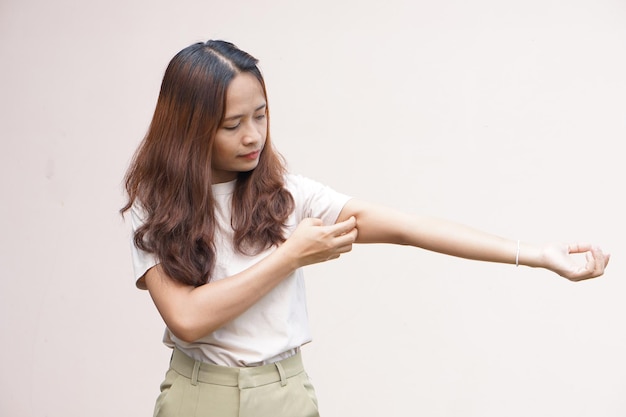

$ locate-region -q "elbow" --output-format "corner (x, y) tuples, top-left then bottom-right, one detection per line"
(167, 316), (217, 344)
(171, 329), (201, 344)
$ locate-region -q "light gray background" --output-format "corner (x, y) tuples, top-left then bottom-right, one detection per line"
(1, 0), (625, 416)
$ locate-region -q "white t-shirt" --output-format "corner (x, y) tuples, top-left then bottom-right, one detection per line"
(130, 174), (351, 366)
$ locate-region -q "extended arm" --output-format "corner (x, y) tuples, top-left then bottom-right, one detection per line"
(336, 199), (609, 281)
(144, 217), (358, 343)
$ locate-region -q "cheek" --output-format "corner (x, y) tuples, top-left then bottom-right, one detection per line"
(211, 140), (227, 165)
(212, 136), (230, 155)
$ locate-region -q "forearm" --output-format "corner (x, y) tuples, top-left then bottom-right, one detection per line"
(397, 214), (542, 267)
(146, 244), (299, 343)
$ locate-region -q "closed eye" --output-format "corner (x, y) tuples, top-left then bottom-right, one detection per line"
(222, 123), (240, 131)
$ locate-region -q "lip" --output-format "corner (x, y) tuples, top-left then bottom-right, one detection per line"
(239, 150), (261, 160)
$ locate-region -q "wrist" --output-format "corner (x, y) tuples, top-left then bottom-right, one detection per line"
(274, 241), (303, 270)
(516, 241), (543, 268)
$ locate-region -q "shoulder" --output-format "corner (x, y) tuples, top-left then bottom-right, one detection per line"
(283, 172), (351, 218)
(284, 173), (310, 190)
(283, 173), (332, 192)
(283, 173), (328, 201)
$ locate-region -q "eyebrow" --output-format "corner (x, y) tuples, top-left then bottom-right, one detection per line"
(223, 103), (267, 121)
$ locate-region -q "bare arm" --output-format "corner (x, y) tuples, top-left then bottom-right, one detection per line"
(336, 199), (610, 281)
(145, 217), (358, 343)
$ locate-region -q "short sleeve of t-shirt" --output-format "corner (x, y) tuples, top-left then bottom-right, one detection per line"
(284, 174), (351, 226)
(129, 203), (158, 289)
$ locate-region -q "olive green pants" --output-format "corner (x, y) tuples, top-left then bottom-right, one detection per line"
(153, 348), (320, 417)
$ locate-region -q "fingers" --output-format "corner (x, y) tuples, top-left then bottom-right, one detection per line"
(568, 243), (611, 266)
(567, 242), (594, 255)
(588, 246), (610, 275)
(290, 217), (358, 266)
(324, 218), (357, 259)
(331, 217), (358, 249)
(329, 216), (357, 236)
(566, 243), (610, 281)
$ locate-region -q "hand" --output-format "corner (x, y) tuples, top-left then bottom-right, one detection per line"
(281, 216), (358, 268)
(542, 243), (610, 281)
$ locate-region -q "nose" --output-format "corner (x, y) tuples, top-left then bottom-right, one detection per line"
(242, 120), (262, 145)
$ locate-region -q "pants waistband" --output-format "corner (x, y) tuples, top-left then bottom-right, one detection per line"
(170, 348), (305, 389)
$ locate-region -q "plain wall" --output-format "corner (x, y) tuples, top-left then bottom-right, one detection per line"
(1, 0), (625, 416)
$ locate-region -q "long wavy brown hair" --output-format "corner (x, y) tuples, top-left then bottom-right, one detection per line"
(121, 40), (294, 287)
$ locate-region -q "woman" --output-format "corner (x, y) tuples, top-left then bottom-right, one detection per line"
(121, 40), (609, 417)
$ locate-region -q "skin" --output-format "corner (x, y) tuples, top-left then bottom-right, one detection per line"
(145, 73), (611, 344)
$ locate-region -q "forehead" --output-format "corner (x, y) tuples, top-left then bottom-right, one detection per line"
(224, 73), (266, 114)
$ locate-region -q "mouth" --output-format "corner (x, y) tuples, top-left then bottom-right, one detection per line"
(239, 150), (261, 160)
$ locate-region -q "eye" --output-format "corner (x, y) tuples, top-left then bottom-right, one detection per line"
(255, 114), (266, 121)
(222, 123), (240, 131)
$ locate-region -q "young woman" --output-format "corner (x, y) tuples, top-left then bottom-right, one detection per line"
(121, 40), (610, 417)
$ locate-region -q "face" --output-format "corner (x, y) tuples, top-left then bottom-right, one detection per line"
(211, 72), (268, 184)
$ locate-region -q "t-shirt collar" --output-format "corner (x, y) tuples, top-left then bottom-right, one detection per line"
(212, 179), (237, 195)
